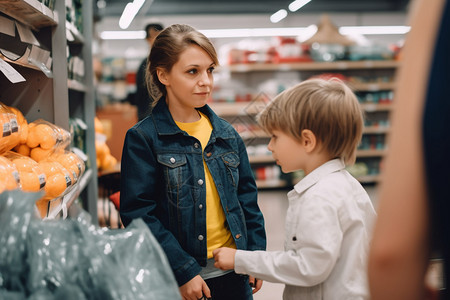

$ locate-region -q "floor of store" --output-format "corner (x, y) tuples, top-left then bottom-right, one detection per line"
(253, 185), (379, 299)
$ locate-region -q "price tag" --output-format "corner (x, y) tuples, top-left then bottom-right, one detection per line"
(0, 58), (26, 83)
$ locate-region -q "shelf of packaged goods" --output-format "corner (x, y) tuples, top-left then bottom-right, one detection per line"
(349, 81), (396, 92)
(210, 101), (393, 117)
(361, 102), (393, 112)
(223, 60), (400, 73)
(0, 0), (57, 31)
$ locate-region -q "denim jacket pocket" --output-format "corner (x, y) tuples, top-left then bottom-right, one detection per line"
(157, 153), (187, 193)
(221, 152), (240, 187)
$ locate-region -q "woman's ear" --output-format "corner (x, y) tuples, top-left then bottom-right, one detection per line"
(156, 68), (169, 86)
(301, 129), (317, 153)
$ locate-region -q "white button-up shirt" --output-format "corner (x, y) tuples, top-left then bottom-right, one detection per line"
(235, 159), (377, 300)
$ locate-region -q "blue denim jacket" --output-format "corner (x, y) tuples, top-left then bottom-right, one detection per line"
(120, 98), (266, 286)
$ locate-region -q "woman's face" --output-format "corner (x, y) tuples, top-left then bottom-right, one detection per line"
(161, 44), (215, 111)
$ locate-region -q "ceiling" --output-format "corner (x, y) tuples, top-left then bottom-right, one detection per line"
(95, 0), (411, 19)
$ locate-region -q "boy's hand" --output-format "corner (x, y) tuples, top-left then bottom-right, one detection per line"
(212, 247), (236, 270)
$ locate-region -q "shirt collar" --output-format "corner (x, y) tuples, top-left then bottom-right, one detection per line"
(292, 158), (346, 195)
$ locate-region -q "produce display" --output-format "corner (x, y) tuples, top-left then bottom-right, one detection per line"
(0, 102), (87, 217)
(94, 116), (117, 171)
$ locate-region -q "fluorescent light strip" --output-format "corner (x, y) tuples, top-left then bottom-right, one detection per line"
(289, 0), (312, 12)
(100, 25), (410, 40)
(270, 9), (288, 23)
(119, 0), (146, 29)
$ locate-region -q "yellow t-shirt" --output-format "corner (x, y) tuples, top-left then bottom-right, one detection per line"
(175, 112), (236, 258)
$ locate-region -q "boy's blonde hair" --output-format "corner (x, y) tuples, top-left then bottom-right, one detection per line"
(257, 78), (364, 165)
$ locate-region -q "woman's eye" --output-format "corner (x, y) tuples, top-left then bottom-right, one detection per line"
(208, 67), (215, 73)
(188, 69), (198, 74)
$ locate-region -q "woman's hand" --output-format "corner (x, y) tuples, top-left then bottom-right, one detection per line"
(179, 275), (211, 300)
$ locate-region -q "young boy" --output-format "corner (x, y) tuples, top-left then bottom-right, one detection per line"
(213, 78), (377, 300)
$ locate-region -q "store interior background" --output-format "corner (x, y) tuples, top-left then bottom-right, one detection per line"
(91, 1), (409, 298)
(0, 0), (421, 298)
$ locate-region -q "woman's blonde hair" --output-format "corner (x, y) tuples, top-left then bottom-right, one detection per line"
(146, 24), (219, 107)
(257, 78), (364, 165)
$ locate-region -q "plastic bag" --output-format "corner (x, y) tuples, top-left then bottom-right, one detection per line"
(0, 189), (181, 299)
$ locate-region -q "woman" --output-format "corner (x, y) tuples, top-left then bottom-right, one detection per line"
(120, 24), (266, 300)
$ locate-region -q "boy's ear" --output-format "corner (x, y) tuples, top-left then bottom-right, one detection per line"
(301, 129), (317, 153)
(156, 68), (169, 86)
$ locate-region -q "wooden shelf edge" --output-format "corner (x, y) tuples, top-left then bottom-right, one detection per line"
(0, 0), (57, 30)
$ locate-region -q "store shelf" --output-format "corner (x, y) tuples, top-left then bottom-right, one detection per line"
(0, 0), (98, 221)
(68, 79), (87, 92)
(0, 0), (57, 30)
(349, 81), (396, 91)
(223, 60), (400, 73)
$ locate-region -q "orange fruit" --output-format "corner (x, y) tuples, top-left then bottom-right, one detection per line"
(94, 117), (104, 133)
(14, 143), (31, 157)
(12, 157), (35, 172)
(45, 173), (68, 198)
(20, 171), (42, 192)
(34, 124), (57, 150)
(30, 147), (52, 162)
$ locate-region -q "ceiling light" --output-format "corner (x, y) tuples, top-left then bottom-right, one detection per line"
(270, 9), (288, 23)
(100, 25), (410, 40)
(289, 0), (312, 12)
(119, 0), (146, 29)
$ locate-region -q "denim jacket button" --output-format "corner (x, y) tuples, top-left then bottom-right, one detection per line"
(170, 157), (176, 164)
(199, 204), (203, 209)
(235, 234), (241, 239)
(206, 152), (212, 157)
(194, 143), (200, 148)
(197, 179), (204, 185)
(198, 235), (204, 241)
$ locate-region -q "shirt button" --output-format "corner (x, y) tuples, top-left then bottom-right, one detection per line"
(170, 157), (176, 164)
(194, 143), (200, 149)
(199, 204), (203, 209)
(197, 179), (204, 185)
(198, 235), (204, 241)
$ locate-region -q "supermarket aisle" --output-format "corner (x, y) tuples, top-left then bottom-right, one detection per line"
(253, 185), (379, 300)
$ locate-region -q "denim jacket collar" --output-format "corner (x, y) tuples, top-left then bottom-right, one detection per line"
(150, 97), (236, 140)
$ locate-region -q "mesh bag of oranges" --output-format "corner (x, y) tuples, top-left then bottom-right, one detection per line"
(21, 119), (72, 163)
(4, 151), (46, 193)
(0, 103), (23, 155)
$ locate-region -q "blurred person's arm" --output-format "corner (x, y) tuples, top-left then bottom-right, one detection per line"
(368, 0), (446, 299)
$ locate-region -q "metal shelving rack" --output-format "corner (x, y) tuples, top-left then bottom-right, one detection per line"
(0, 0), (98, 222)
